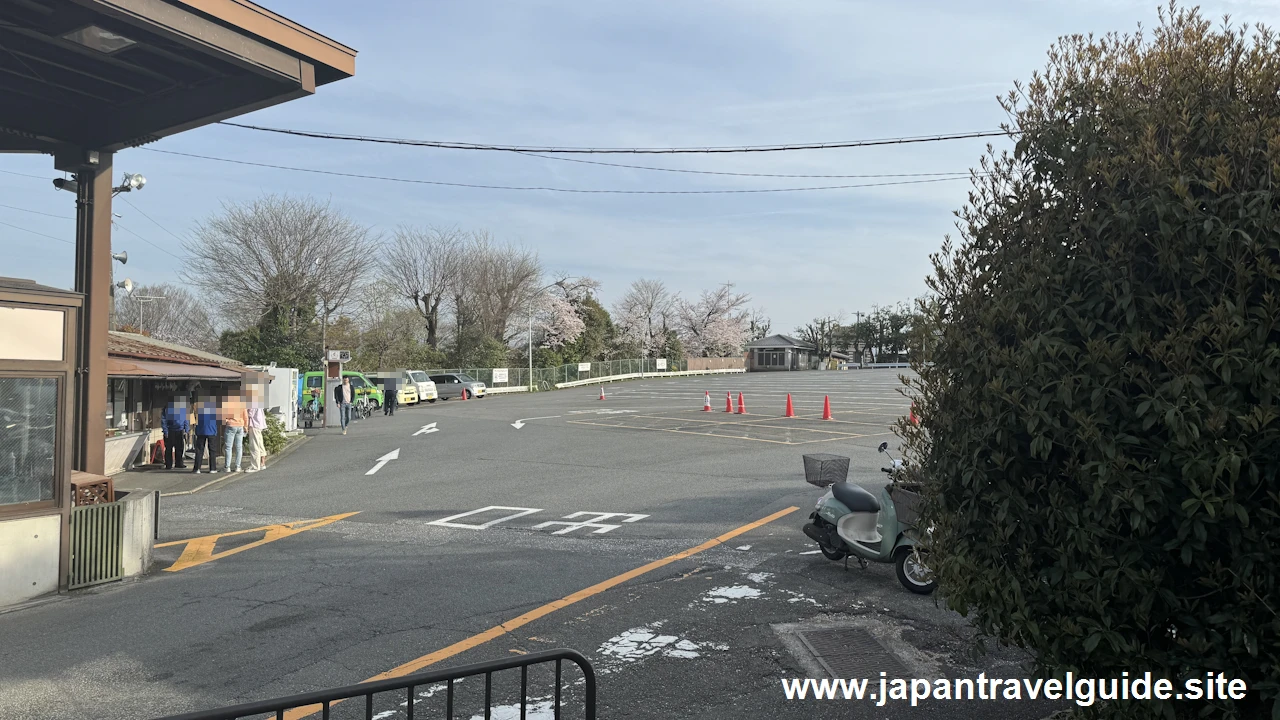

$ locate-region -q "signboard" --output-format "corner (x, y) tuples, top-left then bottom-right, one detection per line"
(326, 350), (351, 363)
(578, 363), (591, 372)
(655, 358), (667, 370)
(492, 368), (509, 384)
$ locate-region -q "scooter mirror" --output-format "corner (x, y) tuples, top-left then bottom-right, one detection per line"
(877, 441), (888, 453)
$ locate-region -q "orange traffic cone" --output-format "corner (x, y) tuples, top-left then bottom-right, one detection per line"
(460, 388), (468, 401)
(821, 395), (833, 421)
(784, 394), (795, 418)
(599, 386), (606, 400)
(736, 392), (747, 414)
(725, 392), (733, 413)
(702, 391), (712, 412)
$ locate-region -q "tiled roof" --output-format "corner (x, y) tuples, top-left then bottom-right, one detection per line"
(107, 332), (243, 369)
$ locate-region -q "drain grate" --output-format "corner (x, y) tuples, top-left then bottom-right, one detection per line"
(797, 628), (912, 679)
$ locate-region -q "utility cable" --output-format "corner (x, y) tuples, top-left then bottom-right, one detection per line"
(112, 220), (184, 260)
(217, 121), (1008, 154)
(140, 147), (971, 194)
(511, 151), (976, 179)
(118, 196), (187, 245)
(0, 218), (73, 244)
(0, 202), (71, 219)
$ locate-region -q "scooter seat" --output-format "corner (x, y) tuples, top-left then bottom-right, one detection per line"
(832, 481), (880, 513)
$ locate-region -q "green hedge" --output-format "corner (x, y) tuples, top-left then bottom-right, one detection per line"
(903, 8), (1279, 718)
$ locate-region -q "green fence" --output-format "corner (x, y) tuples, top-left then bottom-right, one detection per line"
(426, 358), (690, 391)
(69, 501), (124, 589)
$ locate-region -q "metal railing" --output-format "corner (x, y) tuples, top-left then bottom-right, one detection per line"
(427, 358), (689, 390)
(69, 501), (124, 589)
(153, 648), (596, 720)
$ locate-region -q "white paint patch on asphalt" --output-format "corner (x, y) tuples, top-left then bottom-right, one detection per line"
(703, 585), (762, 604)
(735, 545), (751, 551)
(597, 622), (728, 672)
(799, 550), (822, 555)
(783, 590), (820, 606)
(746, 572), (773, 583)
(469, 699), (555, 720)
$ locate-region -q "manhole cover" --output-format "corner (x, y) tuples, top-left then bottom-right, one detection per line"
(797, 628), (912, 678)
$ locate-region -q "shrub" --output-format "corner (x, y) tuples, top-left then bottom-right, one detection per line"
(901, 7), (1280, 718)
(263, 414), (287, 456)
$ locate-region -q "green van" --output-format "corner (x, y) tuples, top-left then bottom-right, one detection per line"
(300, 370), (385, 411)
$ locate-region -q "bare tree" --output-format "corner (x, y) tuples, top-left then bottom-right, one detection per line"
(182, 194), (374, 351)
(747, 307), (772, 341)
(676, 282), (751, 357)
(613, 279), (677, 357)
(114, 282), (217, 350)
(463, 231), (542, 343)
(380, 225), (464, 348)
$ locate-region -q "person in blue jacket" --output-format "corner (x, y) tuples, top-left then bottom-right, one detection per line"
(161, 395), (190, 469)
(192, 396), (220, 474)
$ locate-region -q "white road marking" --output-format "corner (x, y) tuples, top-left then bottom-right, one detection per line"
(799, 549), (822, 555)
(365, 448), (400, 475)
(511, 415), (561, 429)
(532, 511), (649, 535)
(427, 506), (543, 529)
(413, 422), (439, 436)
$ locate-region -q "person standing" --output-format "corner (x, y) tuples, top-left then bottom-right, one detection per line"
(246, 389), (267, 473)
(223, 393), (248, 473)
(161, 395), (189, 469)
(192, 396), (219, 473)
(334, 376), (354, 435)
(384, 377), (398, 416)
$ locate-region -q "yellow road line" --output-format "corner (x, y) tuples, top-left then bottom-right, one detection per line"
(284, 506), (799, 720)
(158, 512), (360, 572)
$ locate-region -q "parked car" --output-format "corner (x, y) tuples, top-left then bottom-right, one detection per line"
(299, 370), (385, 410)
(406, 370), (438, 404)
(371, 376), (419, 406)
(371, 370), (437, 404)
(429, 373), (486, 400)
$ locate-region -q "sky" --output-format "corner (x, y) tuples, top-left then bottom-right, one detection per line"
(3, 0), (1278, 334)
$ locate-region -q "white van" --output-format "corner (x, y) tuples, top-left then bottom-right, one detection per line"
(371, 370), (437, 404)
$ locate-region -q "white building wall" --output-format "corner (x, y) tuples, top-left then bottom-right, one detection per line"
(0, 514), (60, 607)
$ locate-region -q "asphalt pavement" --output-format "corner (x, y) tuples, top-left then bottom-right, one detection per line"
(0, 370), (1068, 719)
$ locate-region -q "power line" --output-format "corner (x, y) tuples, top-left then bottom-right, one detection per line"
(511, 151), (976, 179)
(0, 202), (72, 219)
(0, 218), (73, 244)
(118, 196), (186, 245)
(0, 168), (52, 179)
(140, 147), (972, 194)
(112, 220), (184, 260)
(218, 121), (1008, 154)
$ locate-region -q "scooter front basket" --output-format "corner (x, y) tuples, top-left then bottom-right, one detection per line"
(802, 453), (850, 487)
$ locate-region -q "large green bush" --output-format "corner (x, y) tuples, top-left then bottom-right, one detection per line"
(902, 7), (1279, 718)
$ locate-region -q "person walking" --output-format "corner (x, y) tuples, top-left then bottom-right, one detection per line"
(161, 394), (189, 469)
(246, 389), (267, 473)
(192, 396), (219, 473)
(223, 393), (248, 473)
(334, 376), (354, 435)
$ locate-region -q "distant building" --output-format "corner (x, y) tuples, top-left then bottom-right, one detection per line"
(745, 334), (819, 371)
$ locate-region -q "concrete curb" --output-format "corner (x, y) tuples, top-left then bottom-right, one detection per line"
(160, 434), (310, 497)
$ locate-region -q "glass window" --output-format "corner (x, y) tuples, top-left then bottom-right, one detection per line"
(349, 376), (367, 389)
(306, 374), (323, 388)
(457, 374), (474, 383)
(0, 377), (58, 506)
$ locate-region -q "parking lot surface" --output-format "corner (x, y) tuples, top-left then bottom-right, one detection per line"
(0, 370), (1065, 719)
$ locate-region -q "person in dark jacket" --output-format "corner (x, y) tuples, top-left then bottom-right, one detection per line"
(192, 396), (220, 473)
(161, 395), (190, 469)
(334, 377), (354, 435)
(384, 377), (398, 416)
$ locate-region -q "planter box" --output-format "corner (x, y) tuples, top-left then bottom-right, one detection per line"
(802, 454), (849, 488)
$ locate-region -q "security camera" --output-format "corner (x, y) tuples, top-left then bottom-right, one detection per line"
(53, 178), (79, 193)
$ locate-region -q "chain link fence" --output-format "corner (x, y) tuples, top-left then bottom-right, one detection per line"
(426, 358), (691, 391)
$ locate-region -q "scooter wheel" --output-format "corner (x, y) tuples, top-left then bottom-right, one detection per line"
(819, 543), (847, 561)
(894, 547), (937, 595)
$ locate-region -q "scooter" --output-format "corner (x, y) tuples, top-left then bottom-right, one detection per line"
(802, 442), (937, 594)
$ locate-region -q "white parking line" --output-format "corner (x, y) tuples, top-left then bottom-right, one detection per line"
(426, 506), (543, 529)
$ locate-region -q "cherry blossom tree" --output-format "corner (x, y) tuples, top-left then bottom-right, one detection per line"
(676, 282), (751, 357)
(612, 279), (676, 357)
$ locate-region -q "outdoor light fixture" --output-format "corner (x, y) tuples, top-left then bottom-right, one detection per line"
(112, 251), (128, 265)
(113, 172), (146, 194)
(115, 278), (134, 295)
(52, 178), (79, 193)
(62, 25), (137, 54)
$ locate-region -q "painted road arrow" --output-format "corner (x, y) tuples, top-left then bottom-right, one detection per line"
(511, 415), (560, 430)
(366, 448), (400, 475)
(414, 422), (439, 436)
